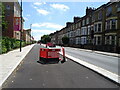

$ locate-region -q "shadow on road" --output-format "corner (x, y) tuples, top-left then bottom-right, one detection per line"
(37, 59), (60, 65)
(37, 59), (67, 65)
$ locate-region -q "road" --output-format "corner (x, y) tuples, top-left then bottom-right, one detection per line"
(64, 47), (119, 75)
(2, 44), (119, 88)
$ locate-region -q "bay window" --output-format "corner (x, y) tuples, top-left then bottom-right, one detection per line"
(106, 20), (110, 30)
(111, 19), (116, 29)
(98, 23), (102, 32)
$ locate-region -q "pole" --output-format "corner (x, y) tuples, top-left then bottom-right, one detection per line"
(20, 0), (22, 52)
(30, 24), (32, 44)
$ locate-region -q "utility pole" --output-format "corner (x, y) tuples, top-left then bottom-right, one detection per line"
(20, 0), (22, 52)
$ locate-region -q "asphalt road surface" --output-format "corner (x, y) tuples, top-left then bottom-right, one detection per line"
(64, 47), (119, 75)
(2, 44), (119, 88)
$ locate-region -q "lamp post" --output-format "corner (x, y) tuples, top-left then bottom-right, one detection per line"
(20, 0), (22, 52)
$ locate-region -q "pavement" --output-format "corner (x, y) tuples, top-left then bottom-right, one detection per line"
(0, 44), (35, 89)
(66, 47), (119, 57)
(0, 44), (119, 88)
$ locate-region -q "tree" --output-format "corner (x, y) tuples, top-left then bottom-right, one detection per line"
(62, 36), (69, 45)
(41, 35), (51, 44)
(0, 2), (8, 30)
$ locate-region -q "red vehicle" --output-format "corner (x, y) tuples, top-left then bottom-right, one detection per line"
(38, 45), (66, 64)
(46, 42), (56, 47)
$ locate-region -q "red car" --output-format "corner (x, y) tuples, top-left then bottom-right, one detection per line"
(46, 42), (56, 47)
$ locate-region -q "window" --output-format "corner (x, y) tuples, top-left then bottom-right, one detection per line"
(91, 26), (94, 31)
(106, 7), (112, 17)
(81, 28), (83, 35)
(106, 20), (110, 30)
(79, 22), (81, 27)
(106, 19), (117, 30)
(73, 25), (75, 30)
(6, 5), (10, 10)
(82, 19), (85, 26)
(76, 37), (80, 44)
(117, 3), (120, 12)
(97, 36), (101, 45)
(81, 37), (87, 44)
(76, 29), (80, 36)
(77, 23), (79, 28)
(70, 26), (72, 30)
(94, 24), (97, 32)
(16, 33), (19, 35)
(98, 23), (102, 32)
(86, 17), (89, 24)
(98, 11), (102, 20)
(111, 36), (116, 45)
(111, 19), (116, 29)
(105, 36), (110, 45)
(84, 28), (87, 35)
(88, 27), (90, 35)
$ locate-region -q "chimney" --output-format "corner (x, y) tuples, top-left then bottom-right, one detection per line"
(86, 7), (94, 15)
(66, 22), (73, 27)
(73, 17), (81, 23)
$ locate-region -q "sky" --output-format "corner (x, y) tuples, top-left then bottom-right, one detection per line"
(21, 1), (109, 41)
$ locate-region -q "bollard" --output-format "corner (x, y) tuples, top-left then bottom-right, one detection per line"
(61, 47), (66, 63)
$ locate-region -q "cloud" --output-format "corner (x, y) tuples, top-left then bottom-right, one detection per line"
(24, 17), (28, 21)
(33, 2), (46, 6)
(33, 2), (42, 6)
(50, 4), (69, 11)
(26, 14), (30, 17)
(32, 3), (49, 16)
(32, 29), (56, 40)
(33, 29), (56, 34)
(32, 6), (49, 15)
(32, 22), (64, 29)
(36, 9), (50, 15)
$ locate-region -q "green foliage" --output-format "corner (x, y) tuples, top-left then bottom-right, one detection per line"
(1, 38), (7, 53)
(0, 2), (8, 30)
(3, 37), (12, 51)
(14, 40), (20, 48)
(0, 37), (32, 54)
(22, 41), (25, 47)
(41, 35), (51, 44)
(62, 36), (69, 45)
(25, 42), (32, 45)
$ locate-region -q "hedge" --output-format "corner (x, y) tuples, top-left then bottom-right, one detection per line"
(0, 37), (32, 54)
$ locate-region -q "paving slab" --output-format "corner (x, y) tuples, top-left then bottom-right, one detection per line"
(0, 44), (35, 88)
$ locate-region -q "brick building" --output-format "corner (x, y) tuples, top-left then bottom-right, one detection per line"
(23, 29), (31, 43)
(50, 1), (120, 53)
(2, 1), (24, 40)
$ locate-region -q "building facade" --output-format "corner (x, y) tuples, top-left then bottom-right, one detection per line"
(23, 29), (31, 43)
(2, 1), (24, 40)
(50, 1), (120, 53)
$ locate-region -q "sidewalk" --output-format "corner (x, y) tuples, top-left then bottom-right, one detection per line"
(0, 44), (35, 88)
(42, 44), (119, 57)
(67, 47), (119, 57)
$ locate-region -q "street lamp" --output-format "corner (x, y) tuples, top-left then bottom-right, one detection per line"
(20, 0), (22, 52)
